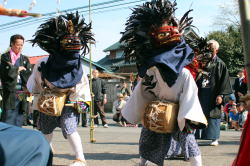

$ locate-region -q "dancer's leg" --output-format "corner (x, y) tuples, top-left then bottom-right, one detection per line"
(190, 155), (202, 166)
(67, 131), (85, 161)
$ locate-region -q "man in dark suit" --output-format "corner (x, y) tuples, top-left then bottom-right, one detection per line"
(195, 40), (233, 146)
(234, 69), (248, 103)
(0, 34), (32, 127)
(92, 69), (108, 128)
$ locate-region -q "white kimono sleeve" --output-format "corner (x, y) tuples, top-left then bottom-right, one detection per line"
(121, 80), (154, 124)
(69, 74), (91, 102)
(26, 58), (46, 111)
(26, 59), (44, 94)
(178, 71), (208, 131)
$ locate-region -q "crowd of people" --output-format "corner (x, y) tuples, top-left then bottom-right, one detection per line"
(223, 95), (248, 131)
(0, 0), (250, 166)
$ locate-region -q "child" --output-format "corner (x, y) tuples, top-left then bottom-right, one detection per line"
(210, 95), (226, 121)
(237, 103), (248, 128)
(112, 93), (127, 127)
(229, 105), (240, 130)
(224, 96), (237, 125)
(122, 92), (130, 102)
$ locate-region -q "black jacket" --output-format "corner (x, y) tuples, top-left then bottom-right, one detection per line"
(234, 77), (248, 102)
(0, 52), (32, 111)
(92, 77), (106, 102)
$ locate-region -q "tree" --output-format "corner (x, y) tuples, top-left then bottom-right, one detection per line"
(207, 25), (244, 76)
(208, 0), (244, 76)
(214, 0), (240, 28)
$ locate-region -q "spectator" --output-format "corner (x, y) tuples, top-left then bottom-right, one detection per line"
(232, 93), (250, 165)
(237, 103), (248, 128)
(213, 95), (224, 119)
(92, 69), (108, 128)
(224, 96), (237, 122)
(120, 82), (131, 96)
(122, 92), (130, 102)
(229, 105), (240, 130)
(112, 93), (127, 127)
(216, 95), (228, 130)
(234, 69), (247, 103)
(0, 34), (32, 127)
(195, 39), (233, 146)
(81, 109), (89, 127)
(132, 74), (142, 91)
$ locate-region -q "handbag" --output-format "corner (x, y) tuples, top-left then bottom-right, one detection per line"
(37, 88), (67, 116)
(209, 106), (222, 119)
(113, 113), (121, 122)
(142, 100), (179, 133)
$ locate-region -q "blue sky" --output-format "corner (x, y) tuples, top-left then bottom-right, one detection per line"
(0, 0), (230, 62)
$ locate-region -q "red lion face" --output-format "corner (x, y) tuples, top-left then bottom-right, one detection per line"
(151, 25), (181, 47)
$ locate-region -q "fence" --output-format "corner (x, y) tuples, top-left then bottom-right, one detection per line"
(104, 81), (128, 113)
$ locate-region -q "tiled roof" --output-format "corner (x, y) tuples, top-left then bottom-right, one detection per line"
(81, 56), (111, 72)
(103, 42), (124, 52)
(28, 55), (48, 64)
(98, 57), (123, 66)
(27, 55), (110, 72)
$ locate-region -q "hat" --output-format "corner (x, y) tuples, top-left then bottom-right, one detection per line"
(117, 93), (124, 98)
(229, 95), (236, 101)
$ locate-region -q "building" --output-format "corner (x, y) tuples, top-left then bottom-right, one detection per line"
(28, 55), (125, 112)
(28, 55), (108, 74)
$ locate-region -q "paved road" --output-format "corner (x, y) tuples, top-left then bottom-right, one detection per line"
(27, 114), (241, 166)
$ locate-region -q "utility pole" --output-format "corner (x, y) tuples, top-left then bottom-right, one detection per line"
(238, 0), (250, 90)
(88, 0), (96, 143)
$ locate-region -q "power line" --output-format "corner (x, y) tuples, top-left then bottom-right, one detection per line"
(0, 0), (149, 32)
(0, 0), (127, 27)
(0, 0), (147, 31)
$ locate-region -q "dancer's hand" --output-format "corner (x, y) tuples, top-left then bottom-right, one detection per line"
(18, 66), (26, 72)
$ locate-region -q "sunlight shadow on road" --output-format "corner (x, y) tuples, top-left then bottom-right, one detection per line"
(198, 140), (240, 146)
(54, 153), (74, 160)
(84, 153), (139, 160)
(93, 142), (138, 145)
(54, 152), (139, 161)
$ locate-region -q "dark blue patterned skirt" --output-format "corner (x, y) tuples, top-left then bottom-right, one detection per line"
(38, 106), (80, 138)
(139, 127), (200, 166)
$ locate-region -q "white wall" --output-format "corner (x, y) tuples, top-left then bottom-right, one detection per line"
(115, 50), (124, 58)
(81, 60), (97, 75)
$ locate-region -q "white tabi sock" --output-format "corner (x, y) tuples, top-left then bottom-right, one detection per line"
(44, 133), (55, 153)
(190, 155), (202, 166)
(67, 131), (85, 161)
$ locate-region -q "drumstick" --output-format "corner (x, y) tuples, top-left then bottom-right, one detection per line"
(0, 5), (42, 17)
(19, 12), (42, 17)
(65, 103), (74, 106)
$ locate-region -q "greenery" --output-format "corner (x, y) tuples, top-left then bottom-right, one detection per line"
(207, 25), (244, 76)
